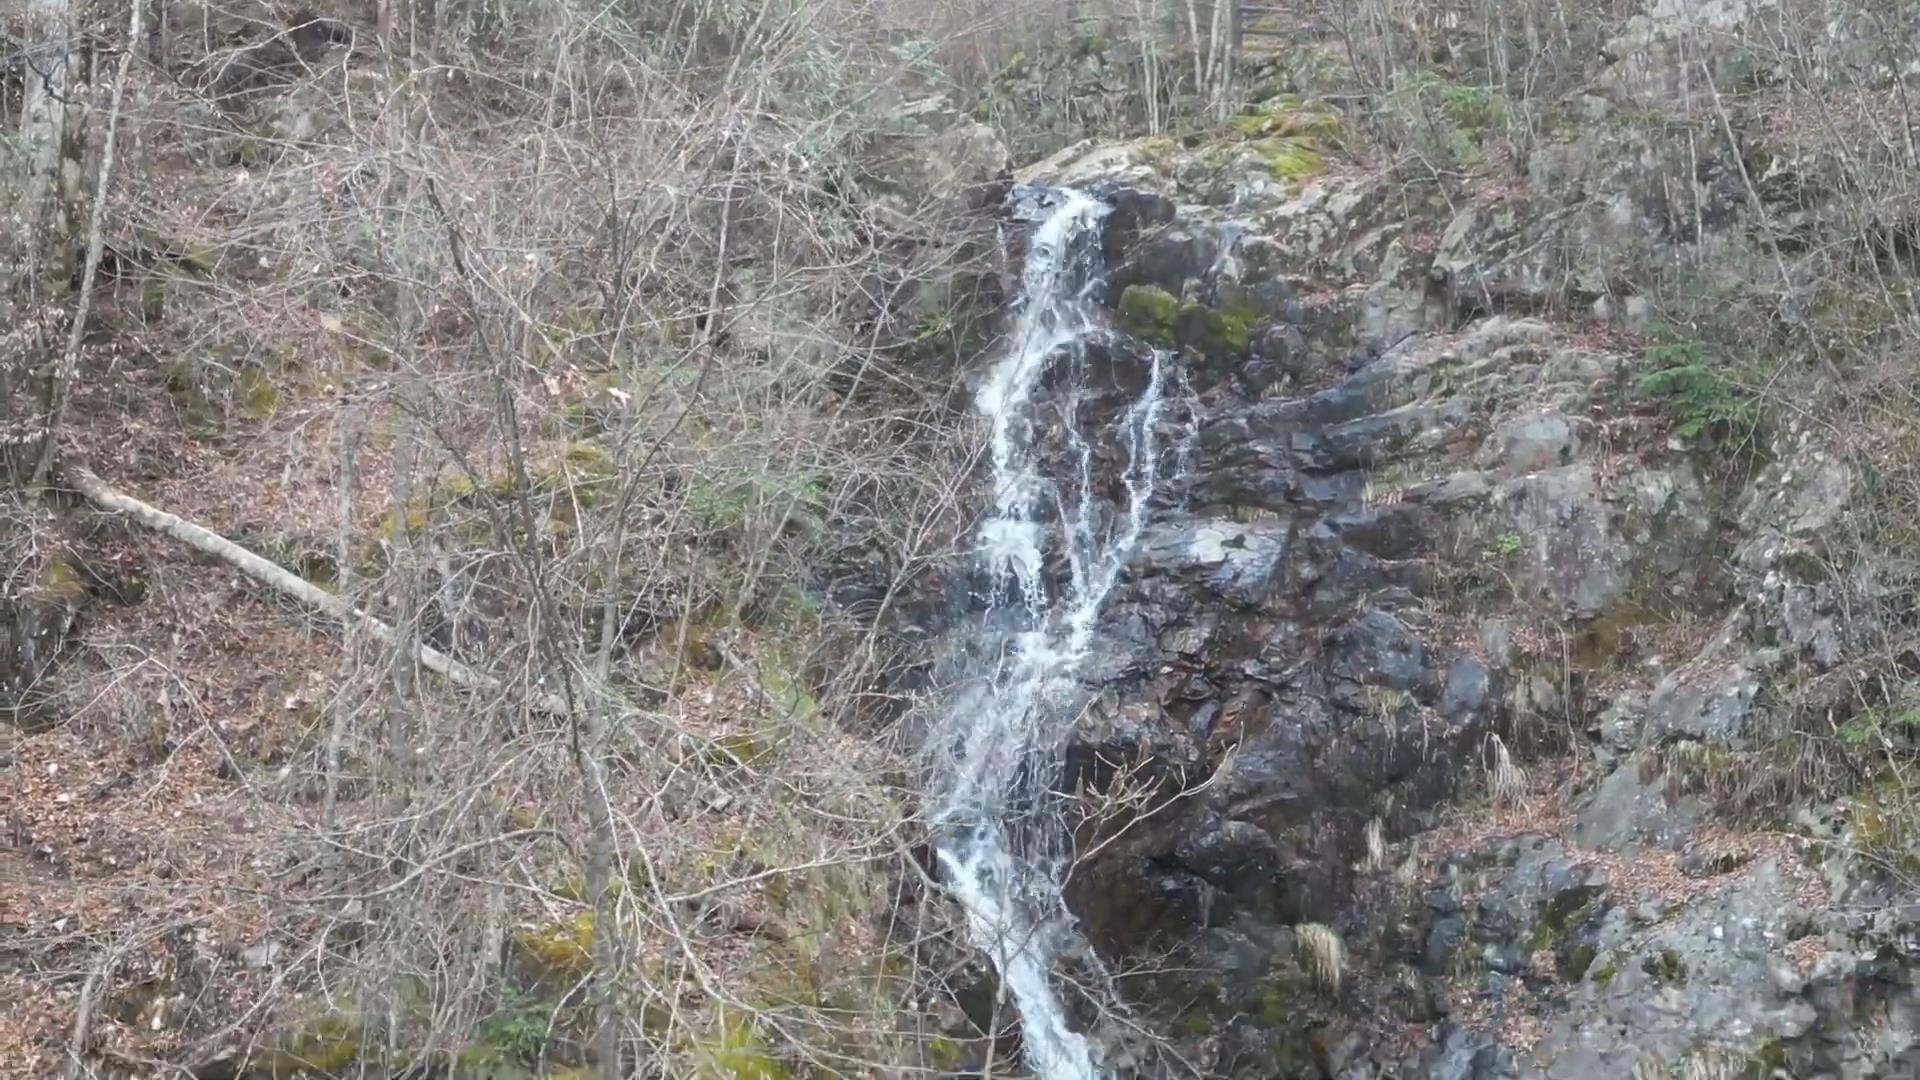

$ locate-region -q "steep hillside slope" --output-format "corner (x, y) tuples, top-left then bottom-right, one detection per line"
(8, 1), (1920, 1078)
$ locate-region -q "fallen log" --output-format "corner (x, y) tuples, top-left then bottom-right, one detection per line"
(65, 465), (572, 715)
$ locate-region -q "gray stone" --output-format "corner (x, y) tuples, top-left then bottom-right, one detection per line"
(1499, 467), (1632, 618)
(1483, 411), (1583, 474)
(1643, 654), (1768, 748)
(1439, 656), (1491, 723)
(1572, 765), (1703, 851)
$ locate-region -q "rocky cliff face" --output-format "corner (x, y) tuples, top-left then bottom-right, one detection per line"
(971, 20), (1920, 1074)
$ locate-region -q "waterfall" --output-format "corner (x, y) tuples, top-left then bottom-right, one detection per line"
(929, 186), (1175, 1079)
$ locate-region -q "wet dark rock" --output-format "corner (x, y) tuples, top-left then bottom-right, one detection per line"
(1439, 656), (1492, 723)
(1175, 817), (1284, 896)
(1106, 228), (1220, 297)
(1131, 519), (1294, 610)
(1094, 187), (1179, 268)
(1328, 609), (1430, 693)
(954, 48), (1920, 1069)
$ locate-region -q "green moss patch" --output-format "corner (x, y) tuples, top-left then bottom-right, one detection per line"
(1529, 883), (1604, 951)
(695, 1013), (791, 1079)
(1176, 300), (1252, 356)
(1229, 95), (1341, 140)
(1642, 946), (1688, 986)
(1563, 942), (1598, 980)
(1116, 285), (1251, 357)
(239, 368), (281, 420)
(1221, 95), (1335, 186)
(1252, 137), (1325, 181)
(1117, 284), (1180, 347)
(513, 912), (596, 981)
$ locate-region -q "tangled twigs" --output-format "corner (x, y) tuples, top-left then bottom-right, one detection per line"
(61, 464), (574, 715)
(65, 917), (202, 1079)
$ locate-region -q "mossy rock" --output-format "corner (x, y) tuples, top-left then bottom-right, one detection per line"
(1175, 301), (1251, 357)
(550, 869), (638, 903)
(1563, 942), (1598, 980)
(251, 1009), (361, 1078)
(1116, 285), (1251, 358)
(1117, 284), (1180, 347)
(1138, 134), (1180, 160)
(141, 276), (169, 323)
(163, 358), (224, 428)
(378, 502), (429, 538)
(1529, 884), (1604, 951)
(1182, 972), (1320, 1071)
(1747, 1037), (1790, 1075)
(695, 1014), (791, 1080)
(1229, 94), (1342, 140)
(1642, 946), (1688, 986)
(1252, 136), (1325, 181)
(1211, 283), (1265, 329)
(925, 1036), (967, 1070)
(513, 913), (595, 980)
(705, 731), (767, 768)
(558, 439), (617, 479)
(758, 656), (818, 722)
(40, 557), (90, 603)
(240, 367), (280, 420)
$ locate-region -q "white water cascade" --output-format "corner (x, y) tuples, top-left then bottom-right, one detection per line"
(929, 186), (1176, 1079)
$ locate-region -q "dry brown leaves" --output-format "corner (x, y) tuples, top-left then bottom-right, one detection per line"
(2, 726), (294, 1068)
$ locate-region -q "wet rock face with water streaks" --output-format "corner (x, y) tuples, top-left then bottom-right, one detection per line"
(999, 103), (1919, 1074)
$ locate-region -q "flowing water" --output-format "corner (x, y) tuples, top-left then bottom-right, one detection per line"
(928, 186), (1176, 1079)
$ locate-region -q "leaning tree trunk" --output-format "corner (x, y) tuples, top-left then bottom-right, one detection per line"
(2, 0), (83, 486)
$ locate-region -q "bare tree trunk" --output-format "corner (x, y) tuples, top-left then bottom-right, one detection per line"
(3, 0), (78, 485)
(1134, 0), (1163, 135)
(149, 0), (171, 69)
(33, 0), (138, 489)
(19, 0), (78, 243)
(1182, 0), (1206, 92)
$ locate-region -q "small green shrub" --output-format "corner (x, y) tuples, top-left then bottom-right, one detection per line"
(1379, 70), (1513, 168)
(1635, 334), (1764, 444)
(1437, 82), (1506, 132)
(1837, 706), (1920, 747)
(686, 469), (827, 540)
(464, 991), (557, 1067)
